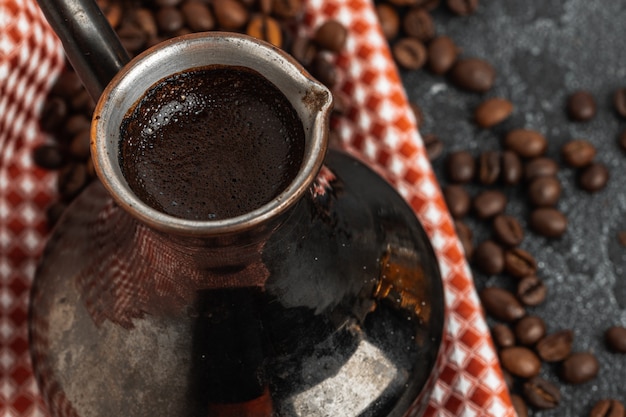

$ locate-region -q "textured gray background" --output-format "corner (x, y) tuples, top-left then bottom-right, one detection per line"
(400, 1), (626, 415)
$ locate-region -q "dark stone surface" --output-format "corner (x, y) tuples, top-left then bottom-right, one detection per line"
(400, 1), (626, 415)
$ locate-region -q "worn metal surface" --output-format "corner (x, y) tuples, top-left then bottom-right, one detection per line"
(402, 1), (626, 415)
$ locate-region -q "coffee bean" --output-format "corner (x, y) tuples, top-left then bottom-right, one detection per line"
(69, 128), (91, 161)
(132, 8), (158, 39)
(311, 53), (338, 88)
(402, 7), (435, 42)
(70, 89), (95, 115)
(314, 20), (347, 53)
(213, 0), (249, 30)
(446, 150), (475, 183)
(502, 369), (515, 390)
(33, 144), (66, 170)
(443, 184), (471, 218)
(504, 129), (547, 158)
(50, 70), (83, 99)
(492, 323), (515, 348)
(517, 275), (547, 306)
(376, 3), (400, 41)
(473, 240), (504, 275)
(156, 0), (182, 6)
(427, 35), (458, 75)
(511, 394), (528, 417)
(446, 0), (479, 16)
(493, 214), (524, 247)
(422, 133), (444, 160)
(504, 247), (537, 278)
(529, 208), (567, 238)
(392, 37), (427, 70)
(415, 0), (441, 11)
(181, 1), (215, 32)
(578, 162), (609, 192)
(614, 87), (626, 119)
(247, 14), (282, 47)
(501, 150), (523, 185)
(271, 0), (303, 18)
(449, 58), (496, 93)
(536, 329), (573, 362)
(500, 346), (541, 378)
(117, 22), (147, 53)
(474, 98), (513, 128)
(58, 163), (88, 201)
(523, 376), (560, 410)
(290, 34), (317, 67)
(604, 326), (626, 353)
(567, 90), (596, 122)
(589, 399), (625, 417)
(40, 97), (68, 132)
(479, 287), (526, 322)
(472, 189), (507, 219)
(560, 352), (599, 384)
(455, 220), (474, 258)
(561, 139), (596, 168)
(478, 150), (500, 185)
(524, 157), (559, 182)
(156, 6), (185, 33)
(514, 315), (546, 346)
(527, 176), (561, 207)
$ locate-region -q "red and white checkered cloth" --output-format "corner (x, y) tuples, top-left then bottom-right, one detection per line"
(0, 0), (515, 415)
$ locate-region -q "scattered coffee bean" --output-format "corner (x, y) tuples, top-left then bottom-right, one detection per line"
(474, 97), (513, 128)
(517, 275), (547, 307)
(181, 2), (214, 32)
(454, 220), (474, 258)
(58, 163), (88, 201)
(427, 35), (458, 75)
(504, 247), (537, 278)
(589, 398), (625, 417)
(376, 3), (400, 41)
(392, 37), (427, 70)
(618, 231), (626, 247)
(443, 184), (471, 218)
(604, 326), (626, 353)
(69, 128), (91, 161)
(247, 15), (282, 47)
(527, 175), (561, 207)
(402, 7), (435, 42)
(33, 144), (66, 170)
(529, 207), (567, 238)
(478, 150), (500, 185)
(502, 368), (515, 390)
(449, 58), (496, 93)
(501, 150), (523, 185)
(578, 162), (609, 192)
(446, 150), (475, 183)
(511, 394), (528, 417)
(271, 0), (302, 19)
(473, 240), (504, 275)
(500, 346), (541, 378)
(493, 214), (524, 247)
(492, 323), (515, 348)
(313, 20), (347, 53)
(479, 286), (526, 322)
(523, 376), (561, 410)
(614, 87), (626, 119)
(514, 315), (546, 346)
(422, 133), (444, 160)
(561, 139), (596, 168)
(156, 6), (185, 33)
(524, 157), (559, 182)
(40, 97), (68, 132)
(410, 102), (424, 129)
(504, 129), (547, 158)
(536, 329), (574, 362)
(560, 352), (599, 384)
(212, 0), (249, 30)
(446, 0), (479, 16)
(473, 189), (507, 219)
(566, 90), (596, 122)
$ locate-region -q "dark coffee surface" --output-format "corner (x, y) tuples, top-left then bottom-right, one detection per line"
(120, 66), (304, 220)
(403, 2), (626, 415)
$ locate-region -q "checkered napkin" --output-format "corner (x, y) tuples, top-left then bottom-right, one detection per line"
(0, 0), (515, 415)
